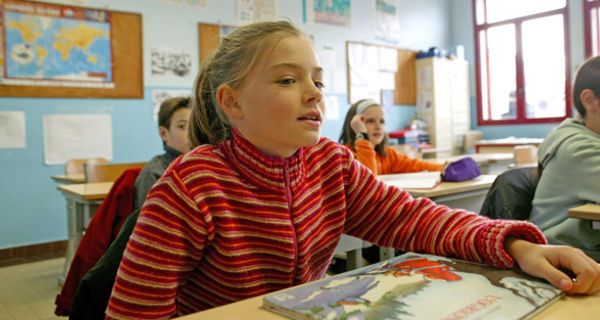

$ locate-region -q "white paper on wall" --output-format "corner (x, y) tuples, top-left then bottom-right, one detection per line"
(0, 111), (26, 149)
(253, 0), (278, 22)
(43, 114), (112, 165)
(152, 89), (192, 120)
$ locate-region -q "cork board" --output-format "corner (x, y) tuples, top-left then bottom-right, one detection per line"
(0, 2), (143, 99)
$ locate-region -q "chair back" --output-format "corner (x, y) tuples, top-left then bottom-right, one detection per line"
(65, 158), (109, 175)
(479, 167), (539, 220)
(84, 161), (146, 183)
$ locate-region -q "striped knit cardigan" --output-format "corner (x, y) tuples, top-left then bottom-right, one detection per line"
(106, 132), (546, 319)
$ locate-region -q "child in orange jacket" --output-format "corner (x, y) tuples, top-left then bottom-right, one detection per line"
(339, 99), (443, 175)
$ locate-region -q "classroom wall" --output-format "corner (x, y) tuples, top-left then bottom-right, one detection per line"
(450, 0), (587, 139)
(0, 0), (451, 249)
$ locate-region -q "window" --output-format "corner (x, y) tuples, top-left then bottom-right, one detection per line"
(584, 0), (600, 57)
(473, 0), (570, 125)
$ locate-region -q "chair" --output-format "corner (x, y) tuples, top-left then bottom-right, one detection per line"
(479, 167), (540, 220)
(84, 161), (146, 183)
(64, 158), (108, 175)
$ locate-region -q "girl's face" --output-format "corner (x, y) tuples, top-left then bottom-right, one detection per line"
(361, 106), (386, 146)
(230, 36), (325, 158)
(160, 108), (191, 153)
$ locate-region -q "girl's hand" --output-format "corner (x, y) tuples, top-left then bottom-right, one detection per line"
(350, 114), (367, 134)
(505, 237), (600, 295)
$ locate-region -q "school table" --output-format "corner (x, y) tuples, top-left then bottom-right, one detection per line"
(339, 175), (497, 269)
(568, 203), (600, 230)
(175, 287), (600, 320)
(56, 182), (113, 282)
(433, 153), (514, 174)
(474, 137), (543, 154)
(51, 173), (86, 184)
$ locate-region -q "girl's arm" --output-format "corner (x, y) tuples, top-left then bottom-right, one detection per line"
(106, 169), (209, 319)
(384, 147), (444, 173)
(353, 139), (379, 175)
(342, 150), (545, 269)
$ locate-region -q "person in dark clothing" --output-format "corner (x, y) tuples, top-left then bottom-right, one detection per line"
(134, 96), (192, 210)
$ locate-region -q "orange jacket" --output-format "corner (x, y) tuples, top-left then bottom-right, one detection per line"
(352, 139), (443, 175)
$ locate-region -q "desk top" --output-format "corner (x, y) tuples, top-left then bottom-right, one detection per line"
(176, 291), (600, 320)
(57, 182), (113, 201)
(475, 138), (543, 146)
(403, 175), (495, 198)
(51, 174), (85, 184)
(568, 203), (600, 221)
(433, 153), (514, 165)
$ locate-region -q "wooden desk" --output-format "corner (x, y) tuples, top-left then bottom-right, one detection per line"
(56, 182), (113, 282)
(51, 174), (86, 184)
(568, 203), (600, 230)
(176, 290), (600, 320)
(475, 138), (543, 154)
(338, 175), (496, 270)
(434, 153), (514, 174)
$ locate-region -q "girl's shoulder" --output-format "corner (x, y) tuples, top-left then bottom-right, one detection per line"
(303, 137), (354, 162)
(167, 144), (228, 176)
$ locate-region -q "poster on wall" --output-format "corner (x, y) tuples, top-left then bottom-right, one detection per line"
(43, 114), (112, 165)
(151, 48), (192, 78)
(0, 0), (114, 88)
(374, 0), (401, 42)
(306, 0), (351, 27)
(152, 89), (192, 120)
(236, 0), (278, 25)
(0, 111), (26, 148)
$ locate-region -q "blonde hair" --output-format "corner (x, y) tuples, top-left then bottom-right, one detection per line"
(189, 20), (304, 147)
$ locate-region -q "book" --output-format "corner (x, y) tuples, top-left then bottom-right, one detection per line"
(377, 172), (441, 189)
(263, 252), (563, 320)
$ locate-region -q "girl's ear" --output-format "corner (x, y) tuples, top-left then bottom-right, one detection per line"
(216, 83), (243, 119)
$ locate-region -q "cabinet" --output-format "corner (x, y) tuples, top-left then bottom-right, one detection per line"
(415, 57), (470, 156)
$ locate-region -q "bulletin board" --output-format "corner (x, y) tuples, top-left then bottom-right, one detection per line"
(198, 23), (236, 65)
(346, 41), (416, 105)
(0, 1), (143, 99)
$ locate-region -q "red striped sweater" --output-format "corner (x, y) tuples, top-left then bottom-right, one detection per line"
(106, 132), (546, 319)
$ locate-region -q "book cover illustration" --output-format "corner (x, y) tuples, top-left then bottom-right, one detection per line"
(263, 252), (562, 320)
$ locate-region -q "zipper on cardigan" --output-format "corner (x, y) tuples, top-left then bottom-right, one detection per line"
(284, 161), (299, 284)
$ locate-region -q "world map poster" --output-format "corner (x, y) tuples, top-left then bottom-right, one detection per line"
(0, 0), (113, 88)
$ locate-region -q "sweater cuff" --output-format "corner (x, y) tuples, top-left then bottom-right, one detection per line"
(475, 220), (547, 269)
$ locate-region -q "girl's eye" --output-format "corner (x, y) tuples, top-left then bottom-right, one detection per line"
(279, 78), (295, 86)
(314, 81), (325, 89)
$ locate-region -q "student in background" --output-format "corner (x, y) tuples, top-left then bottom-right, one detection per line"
(530, 56), (600, 261)
(339, 99), (443, 175)
(134, 96), (191, 210)
(106, 21), (600, 319)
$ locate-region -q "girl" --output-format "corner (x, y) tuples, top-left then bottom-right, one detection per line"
(106, 21), (600, 319)
(339, 99), (443, 175)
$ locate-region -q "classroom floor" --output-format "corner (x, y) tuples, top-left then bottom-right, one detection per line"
(0, 257), (64, 320)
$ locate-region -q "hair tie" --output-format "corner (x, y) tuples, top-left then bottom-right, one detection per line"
(356, 99), (379, 114)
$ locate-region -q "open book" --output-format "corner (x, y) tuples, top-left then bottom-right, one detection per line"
(377, 171), (441, 189)
(263, 252), (563, 320)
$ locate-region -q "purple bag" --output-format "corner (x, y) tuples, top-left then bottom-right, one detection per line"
(441, 157), (481, 182)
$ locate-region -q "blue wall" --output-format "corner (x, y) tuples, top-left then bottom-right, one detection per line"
(0, 0), (450, 249)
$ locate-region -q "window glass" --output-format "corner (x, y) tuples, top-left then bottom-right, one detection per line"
(484, 0), (565, 24)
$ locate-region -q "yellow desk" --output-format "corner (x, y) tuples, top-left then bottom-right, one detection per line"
(434, 153), (514, 174)
(56, 182), (113, 282)
(475, 138), (543, 154)
(51, 174), (86, 184)
(176, 290), (600, 320)
(568, 203), (600, 230)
